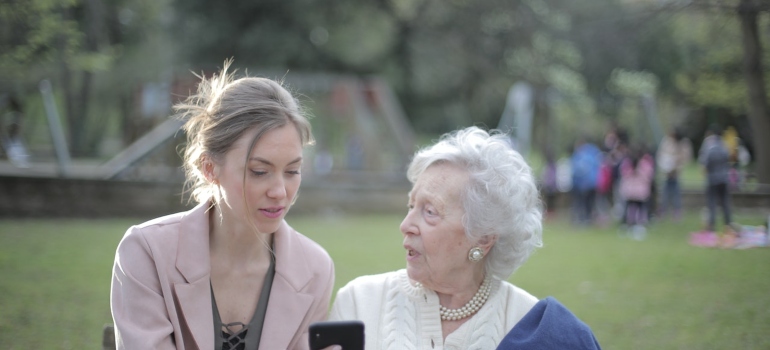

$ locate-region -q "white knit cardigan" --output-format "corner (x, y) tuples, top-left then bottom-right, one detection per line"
(329, 269), (538, 350)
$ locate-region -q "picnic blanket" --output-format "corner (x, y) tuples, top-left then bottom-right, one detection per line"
(689, 226), (768, 249)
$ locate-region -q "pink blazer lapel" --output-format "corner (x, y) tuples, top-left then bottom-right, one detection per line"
(173, 202), (214, 350)
(260, 274), (315, 349)
(259, 221), (316, 350)
(175, 278), (213, 350)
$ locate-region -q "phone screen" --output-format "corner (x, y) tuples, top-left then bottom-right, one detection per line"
(308, 320), (365, 350)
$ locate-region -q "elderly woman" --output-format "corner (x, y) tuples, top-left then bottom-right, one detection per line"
(329, 126), (604, 349)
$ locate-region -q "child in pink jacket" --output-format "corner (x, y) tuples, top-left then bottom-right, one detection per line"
(619, 150), (655, 229)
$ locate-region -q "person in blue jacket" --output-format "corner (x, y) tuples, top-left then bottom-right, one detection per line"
(570, 137), (603, 225)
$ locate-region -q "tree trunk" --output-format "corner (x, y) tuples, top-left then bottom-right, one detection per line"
(72, 70), (92, 156)
(60, 58), (76, 158)
(738, 1), (770, 184)
(72, 0), (107, 156)
(533, 84), (551, 158)
(58, 4), (91, 157)
(395, 23), (414, 116)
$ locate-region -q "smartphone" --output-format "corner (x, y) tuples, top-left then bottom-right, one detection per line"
(308, 320), (365, 350)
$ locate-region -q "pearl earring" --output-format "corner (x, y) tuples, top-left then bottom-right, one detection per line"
(468, 247), (484, 262)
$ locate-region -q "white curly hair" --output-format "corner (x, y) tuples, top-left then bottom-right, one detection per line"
(406, 126), (543, 279)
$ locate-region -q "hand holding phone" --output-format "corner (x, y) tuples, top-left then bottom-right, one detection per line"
(308, 320), (365, 350)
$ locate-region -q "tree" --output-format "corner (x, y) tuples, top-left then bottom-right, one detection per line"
(683, 0), (770, 183)
(170, 0), (595, 137)
(579, 0), (770, 183)
(113, 0), (770, 177)
(0, 0), (117, 156)
(737, 0), (770, 183)
(1, 0), (174, 157)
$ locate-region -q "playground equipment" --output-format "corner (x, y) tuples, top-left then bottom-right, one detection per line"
(0, 73), (417, 217)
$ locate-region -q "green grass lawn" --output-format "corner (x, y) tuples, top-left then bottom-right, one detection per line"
(1, 210), (768, 349)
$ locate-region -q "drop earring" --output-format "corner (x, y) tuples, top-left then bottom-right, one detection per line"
(468, 247), (484, 262)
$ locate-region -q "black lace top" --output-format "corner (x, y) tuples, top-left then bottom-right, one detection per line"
(211, 254), (275, 350)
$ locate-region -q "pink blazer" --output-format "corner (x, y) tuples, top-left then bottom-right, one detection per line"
(110, 202), (335, 350)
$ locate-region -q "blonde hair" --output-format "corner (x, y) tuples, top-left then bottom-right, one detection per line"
(176, 60), (314, 204)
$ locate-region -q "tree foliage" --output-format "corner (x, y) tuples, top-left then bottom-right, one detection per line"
(2, 0), (769, 181)
(170, 0), (593, 134)
(670, 11), (770, 113)
(1, 0), (174, 156)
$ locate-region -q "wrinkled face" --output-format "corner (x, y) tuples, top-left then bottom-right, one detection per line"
(212, 123), (303, 234)
(400, 163), (474, 289)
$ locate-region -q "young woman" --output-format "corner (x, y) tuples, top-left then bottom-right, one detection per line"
(110, 61), (334, 350)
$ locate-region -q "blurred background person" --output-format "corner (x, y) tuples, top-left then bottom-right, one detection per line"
(698, 125), (735, 234)
(0, 94), (30, 168)
(721, 125), (750, 190)
(540, 149), (558, 219)
(570, 137), (602, 226)
(329, 127), (599, 349)
(608, 130), (631, 224)
(640, 143), (658, 223)
(722, 126), (739, 166)
(619, 146), (655, 239)
(657, 126), (692, 221)
(595, 151), (615, 226)
(556, 148), (574, 195)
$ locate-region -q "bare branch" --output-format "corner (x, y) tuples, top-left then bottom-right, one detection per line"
(685, 0), (770, 12)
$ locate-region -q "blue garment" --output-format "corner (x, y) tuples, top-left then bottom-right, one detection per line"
(495, 297), (601, 350)
(571, 143), (602, 192)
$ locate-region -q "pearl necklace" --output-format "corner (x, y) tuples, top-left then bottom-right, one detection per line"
(417, 277), (492, 321)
